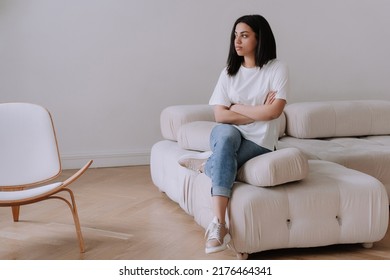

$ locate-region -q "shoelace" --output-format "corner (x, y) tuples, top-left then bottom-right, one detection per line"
(205, 221), (224, 244)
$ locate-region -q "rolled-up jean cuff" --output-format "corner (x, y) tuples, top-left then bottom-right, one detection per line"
(211, 185), (232, 198)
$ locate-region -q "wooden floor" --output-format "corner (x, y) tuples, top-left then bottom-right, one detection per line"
(0, 165), (389, 260)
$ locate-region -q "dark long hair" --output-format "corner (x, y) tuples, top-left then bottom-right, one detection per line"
(226, 15), (277, 76)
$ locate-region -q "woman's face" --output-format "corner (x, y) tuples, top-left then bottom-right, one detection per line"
(234, 22), (258, 58)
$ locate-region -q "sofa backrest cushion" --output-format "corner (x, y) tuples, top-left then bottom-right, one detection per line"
(284, 100), (390, 139)
(177, 121), (217, 151)
(160, 105), (215, 141)
(236, 147), (309, 187)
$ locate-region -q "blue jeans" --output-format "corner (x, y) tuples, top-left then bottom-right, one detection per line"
(204, 124), (271, 198)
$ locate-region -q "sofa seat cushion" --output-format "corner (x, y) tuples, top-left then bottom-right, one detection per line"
(363, 135), (390, 146)
(279, 136), (390, 198)
(278, 136), (341, 159)
(236, 147), (309, 187)
(317, 147), (390, 193)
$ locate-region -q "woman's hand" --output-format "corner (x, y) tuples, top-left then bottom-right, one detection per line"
(264, 91), (277, 105)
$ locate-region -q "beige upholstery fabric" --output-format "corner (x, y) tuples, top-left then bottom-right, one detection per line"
(279, 136), (390, 198)
(281, 100), (390, 199)
(364, 135), (390, 146)
(150, 140), (198, 214)
(226, 160), (388, 253)
(284, 100), (390, 139)
(160, 105), (214, 141)
(151, 141), (389, 255)
(177, 121), (217, 151)
(236, 148), (308, 187)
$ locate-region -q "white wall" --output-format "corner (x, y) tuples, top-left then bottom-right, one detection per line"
(1, 0), (390, 168)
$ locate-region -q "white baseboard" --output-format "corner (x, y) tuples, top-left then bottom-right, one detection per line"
(61, 150), (150, 169)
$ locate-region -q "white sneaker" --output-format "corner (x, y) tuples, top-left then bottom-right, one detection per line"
(178, 151), (212, 173)
(205, 217), (231, 254)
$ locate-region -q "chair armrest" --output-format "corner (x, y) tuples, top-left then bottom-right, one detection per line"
(62, 160), (93, 187)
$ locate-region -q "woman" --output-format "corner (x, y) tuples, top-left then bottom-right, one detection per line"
(179, 14), (288, 254)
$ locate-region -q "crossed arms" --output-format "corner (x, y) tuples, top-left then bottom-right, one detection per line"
(213, 91), (286, 125)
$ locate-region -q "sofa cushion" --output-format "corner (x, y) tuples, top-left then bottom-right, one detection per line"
(160, 105), (215, 141)
(177, 121), (217, 151)
(236, 147), (309, 187)
(279, 135), (390, 199)
(363, 135), (390, 146)
(284, 100), (390, 139)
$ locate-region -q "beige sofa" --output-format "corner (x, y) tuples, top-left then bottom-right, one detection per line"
(279, 100), (390, 199)
(150, 101), (389, 259)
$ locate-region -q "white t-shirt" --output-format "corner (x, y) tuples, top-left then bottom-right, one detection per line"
(209, 59), (289, 150)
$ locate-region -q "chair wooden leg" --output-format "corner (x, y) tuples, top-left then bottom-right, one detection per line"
(61, 189), (85, 253)
(48, 189), (86, 253)
(71, 201), (85, 253)
(12, 206), (20, 222)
